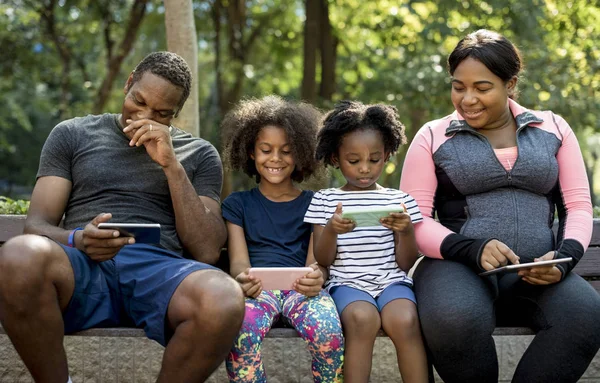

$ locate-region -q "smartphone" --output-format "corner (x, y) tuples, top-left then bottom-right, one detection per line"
(248, 267), (313, 290)
(97, 223), (161, 244)
(478, 257), (573, 276)
(341, 206), (405, 227)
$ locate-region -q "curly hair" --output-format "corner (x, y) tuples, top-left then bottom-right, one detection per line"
(316, 100), (407, 166)
(130, 51), (192, 116)
(221, 95), (321, 183)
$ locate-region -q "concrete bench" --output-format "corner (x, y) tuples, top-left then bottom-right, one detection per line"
(1, 215), (599, 382)
(1, 214), (599, 339)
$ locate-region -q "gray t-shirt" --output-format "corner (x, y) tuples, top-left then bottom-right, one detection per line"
(37, 113), (223, 255)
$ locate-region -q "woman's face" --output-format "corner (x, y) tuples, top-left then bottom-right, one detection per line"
(451, 57), (517, 130)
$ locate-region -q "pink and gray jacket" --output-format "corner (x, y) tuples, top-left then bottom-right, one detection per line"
(400, 99), (592, 277)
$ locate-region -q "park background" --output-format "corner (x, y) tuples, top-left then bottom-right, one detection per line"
(0, 0), (599, 212)
(1, 2), (600, 382)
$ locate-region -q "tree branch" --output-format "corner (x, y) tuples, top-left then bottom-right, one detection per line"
(94, 0), (148, 114)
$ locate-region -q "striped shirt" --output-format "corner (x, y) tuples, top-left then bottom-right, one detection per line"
(304, 188), (422, 297)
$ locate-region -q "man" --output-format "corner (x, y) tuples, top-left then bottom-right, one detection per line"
(0, 52), (245, 383)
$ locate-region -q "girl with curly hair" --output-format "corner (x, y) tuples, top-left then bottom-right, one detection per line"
(221, 95), (344, 382)
(304, 100), (428, 383)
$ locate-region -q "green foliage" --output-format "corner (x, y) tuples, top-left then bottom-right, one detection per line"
(1, 0), (599, 203)
(0, 197), (30, 215)
(594, 206), (600, 218)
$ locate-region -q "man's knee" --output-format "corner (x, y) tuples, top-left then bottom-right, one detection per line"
(173, 270), (245, 331)
(0, 235), (56, 291)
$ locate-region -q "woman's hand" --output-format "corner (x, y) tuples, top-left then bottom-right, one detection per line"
(480, 240), (520, 270)
(235, 269), (262, 298)
(518, 251), (563, 285)
(294, 263), (323, 297)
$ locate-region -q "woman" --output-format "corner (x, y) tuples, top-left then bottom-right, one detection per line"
(400, 29), (600, 383)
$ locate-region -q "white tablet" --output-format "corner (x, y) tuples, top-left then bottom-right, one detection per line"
(478, 257), (572, 276)
(248, 267), (313, 290)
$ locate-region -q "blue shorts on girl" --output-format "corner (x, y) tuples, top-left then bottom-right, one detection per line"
(329, 282), (416, 316)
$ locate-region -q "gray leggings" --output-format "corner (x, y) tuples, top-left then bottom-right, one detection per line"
(413, 258), (600, 383)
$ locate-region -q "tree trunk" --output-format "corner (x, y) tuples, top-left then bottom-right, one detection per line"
(165, 0), (200, 136)
(301, 0), (319, 103)
(94, 0), (148, 114)
(318, 0), (336, 101)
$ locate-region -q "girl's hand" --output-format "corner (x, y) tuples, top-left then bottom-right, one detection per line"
(235, 269), (262, 298)
(518, 251), (563, 285)
(480, 240), (520, 271)
(380, 211), (413, 234)
(328, 202), (355, 234)
(294, 263), (323, 297)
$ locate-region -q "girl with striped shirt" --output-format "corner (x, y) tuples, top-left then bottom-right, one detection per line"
(305, 101), (428, 383)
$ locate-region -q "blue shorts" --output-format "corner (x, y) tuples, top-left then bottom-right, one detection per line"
(329, 283), (416, 316)
(60, 243), (217, 346)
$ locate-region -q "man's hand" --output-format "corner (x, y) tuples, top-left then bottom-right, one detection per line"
(235, 269), (262, 298)
(327, 202), (356, 235)
(518, 251), (563, 285)
(123, 118), (177, 168)
(480, 240), (520, 271)
(294, 263), (323, 297)
(77, 213), (134, 262)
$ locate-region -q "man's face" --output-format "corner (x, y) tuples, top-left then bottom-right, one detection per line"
(120, 71), (183, 130)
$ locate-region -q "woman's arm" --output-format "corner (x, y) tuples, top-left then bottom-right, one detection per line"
(552, 114), (593, 277)
(400, 126), (453, 259)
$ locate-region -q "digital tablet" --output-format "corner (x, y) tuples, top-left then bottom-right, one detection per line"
(478, 257), (573, 276)
(341, 206), (405, 227)
(97, 223), (161, 244)
(248, 267), (313, 290)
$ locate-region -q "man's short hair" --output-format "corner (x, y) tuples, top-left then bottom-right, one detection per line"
(131, 52), (192, 115)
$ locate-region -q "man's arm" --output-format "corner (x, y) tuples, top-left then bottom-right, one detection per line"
(123, 119), (226, 264)
(25, 176), (136, 261)
(164, 162), (226, 264)
(24, 176), (71, 241)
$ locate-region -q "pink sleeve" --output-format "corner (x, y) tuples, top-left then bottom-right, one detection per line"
(554, 115), (593, 250)
(400, 126), (452, 259)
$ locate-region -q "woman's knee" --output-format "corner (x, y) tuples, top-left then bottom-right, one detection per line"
(560, 284), (600, 347)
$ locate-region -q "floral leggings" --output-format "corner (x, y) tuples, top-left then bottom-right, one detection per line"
(226, 289), (344, 382)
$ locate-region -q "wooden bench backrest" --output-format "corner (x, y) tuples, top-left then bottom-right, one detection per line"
(1, 215), (599, 293)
